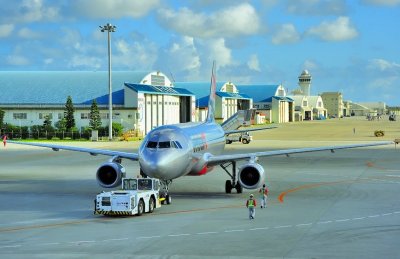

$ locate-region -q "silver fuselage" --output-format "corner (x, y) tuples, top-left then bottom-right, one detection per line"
(138, 121), (225, 180)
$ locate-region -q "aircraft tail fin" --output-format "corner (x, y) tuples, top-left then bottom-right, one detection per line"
(206, 61), (216, 123)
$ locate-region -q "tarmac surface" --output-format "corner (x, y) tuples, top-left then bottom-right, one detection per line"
(0, 116), (399, 258)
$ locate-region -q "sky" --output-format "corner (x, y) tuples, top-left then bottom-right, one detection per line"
(0, 0), (399, 105)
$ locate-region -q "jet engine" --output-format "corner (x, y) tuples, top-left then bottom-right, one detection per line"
(238, 162), (265, 189)
(96, 162), (126, 188)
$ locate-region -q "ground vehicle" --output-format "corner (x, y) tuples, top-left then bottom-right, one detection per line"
(94, 178), (162, 216)
(225, 132), (252, 144)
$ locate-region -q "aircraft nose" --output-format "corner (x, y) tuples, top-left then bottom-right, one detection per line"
(140, 151), (178, 179)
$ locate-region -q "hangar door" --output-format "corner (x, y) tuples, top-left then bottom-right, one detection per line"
(179, 96), (191, 123)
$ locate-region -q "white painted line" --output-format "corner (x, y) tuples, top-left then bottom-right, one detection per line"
(137, 236), (161, 239)
(274, 225), (292, 229)
(296, 223), (313, 227)
(197, 231), (218, 235)
(368, 215), (380, 218)
(0, 245), (21, 248)
(386, 175), (400, 177)
(68, 240), (96, 245)
(224, 229), (244, 233)
(38, 242), (61, 246)
(249, 227), (269, 231)
(101, 238), (129, 242)
(336, 219), (350, 222)
(352, 217), (365, 220)
(382, 213), (393, 216)
(168, 234), (191, 237)
(317, 221), (332, 224)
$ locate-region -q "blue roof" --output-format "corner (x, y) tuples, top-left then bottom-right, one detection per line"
(236, 84), (281, 102)
(258, 96), (294, 103)
(174, 82), (225, 98)
(81, 89), (125, 105)
(125, 83), (194, 96)
(196, 96), (210, 108)
(0, 71), (150, 104)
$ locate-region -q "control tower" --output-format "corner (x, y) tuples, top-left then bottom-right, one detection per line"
(298, 70), (312, 96)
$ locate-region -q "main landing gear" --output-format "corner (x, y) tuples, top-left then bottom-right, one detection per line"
(220, 161), (242, 194)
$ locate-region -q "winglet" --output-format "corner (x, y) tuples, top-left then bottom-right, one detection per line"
(206, 61), (216, 123)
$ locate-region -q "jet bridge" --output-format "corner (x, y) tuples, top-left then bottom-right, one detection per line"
(221, 109), (256, 132)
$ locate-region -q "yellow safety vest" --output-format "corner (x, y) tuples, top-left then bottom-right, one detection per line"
(248, 199), (254, 207)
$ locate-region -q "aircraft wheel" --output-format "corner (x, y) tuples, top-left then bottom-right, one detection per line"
(242, 139), (249, 144)
(235, 182), (243, 193)
(148, 197), (155, 213)
(226, 140), (232, 144)
(225, 180), (232, 193)
(166, 194), (172, 205)
(137, 199), (145, 216)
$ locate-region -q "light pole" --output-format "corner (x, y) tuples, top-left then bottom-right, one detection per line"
(99, 23), (116, 141)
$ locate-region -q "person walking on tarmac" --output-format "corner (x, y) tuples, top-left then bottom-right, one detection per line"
(246, 194), (256, 219)
(2, 134), (7, 147)
(259, 184), (269, 208)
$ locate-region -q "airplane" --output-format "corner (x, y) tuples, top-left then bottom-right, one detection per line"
(8, 63), (393, 204)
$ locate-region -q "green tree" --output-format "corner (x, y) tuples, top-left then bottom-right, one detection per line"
(0, 109), (4, 129)
(64, 96), (75, 131)
(89, 99), (102, 130)
(55, 118), (67, 131)
(43, 115), (52, 129)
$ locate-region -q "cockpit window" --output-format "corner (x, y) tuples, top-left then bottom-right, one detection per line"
(146, 141), (157, 148)
(175, 141), (182, 149)
(158, 141), (171, 148)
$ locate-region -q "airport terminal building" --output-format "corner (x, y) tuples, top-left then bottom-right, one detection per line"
(1, 70), (310, 135)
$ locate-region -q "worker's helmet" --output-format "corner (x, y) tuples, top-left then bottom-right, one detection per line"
(263, 184), (266, 188)
(250, 194), (254, 197)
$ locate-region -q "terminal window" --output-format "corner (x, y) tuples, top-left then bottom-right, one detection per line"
(13, 113), (27, 119)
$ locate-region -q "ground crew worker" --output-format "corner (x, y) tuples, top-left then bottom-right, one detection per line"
(259, 184), (269, 208)
(246, 194), (256, 219)
(2, 134), (6, 147)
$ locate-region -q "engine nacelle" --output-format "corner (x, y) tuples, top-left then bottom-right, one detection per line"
(238, 162), (265, 189)
(96, 162), (126, 188)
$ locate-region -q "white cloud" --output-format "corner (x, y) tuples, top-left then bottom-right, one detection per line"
(306, 16), (358, 41)
(73, 0), (160, 18)
(17, 27), (42, 39)
(272, 24), (300, 44)
(303, 60), (319, 71)
(247, 54), (261, 72)
(6, 54), (30, 66)
(367, 59), (400, 71)
(286, 0), (347, 15)
(361, 0), (400, 6)
(196, 38), (233, 68)
(2, 0), (60, 23)
(113, 39), (158, 70)
(0, 24), (14, 38)
(158, 3), (260, 38)
(68, 55), (102, 69)
(44, 58), (53, 65)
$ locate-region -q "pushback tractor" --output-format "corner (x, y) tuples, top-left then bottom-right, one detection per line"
(94, 178), (163, 216)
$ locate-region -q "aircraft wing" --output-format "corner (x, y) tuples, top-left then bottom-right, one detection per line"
(7, 140), (139, 160)
(224, 126), (277, 135)
(206, 141), (393, 166)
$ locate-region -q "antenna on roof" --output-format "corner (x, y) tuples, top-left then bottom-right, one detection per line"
(169, 69), (176, 83)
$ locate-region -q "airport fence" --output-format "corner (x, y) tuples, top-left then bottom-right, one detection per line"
(2, 129), (116, 141)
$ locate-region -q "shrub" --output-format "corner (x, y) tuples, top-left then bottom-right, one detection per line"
(374, 130), (385, 137)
